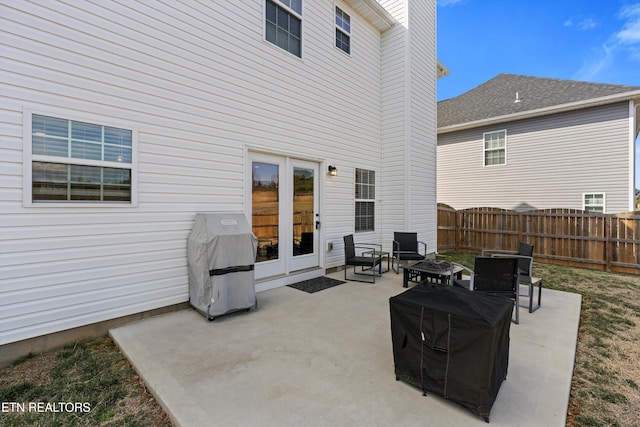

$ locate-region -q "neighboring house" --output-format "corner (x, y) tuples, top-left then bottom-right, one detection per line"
(1, 1), (439, 349)
(437, 74), (640, 213)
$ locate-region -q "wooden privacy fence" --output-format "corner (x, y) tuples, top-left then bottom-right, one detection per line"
(437, 203), (640, 275)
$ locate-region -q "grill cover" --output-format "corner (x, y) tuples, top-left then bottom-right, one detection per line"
(389, 282), (513, 422)
(187, 213), (258, 319)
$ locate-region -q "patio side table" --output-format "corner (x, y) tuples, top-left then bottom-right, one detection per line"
(362, 250), (390, 274)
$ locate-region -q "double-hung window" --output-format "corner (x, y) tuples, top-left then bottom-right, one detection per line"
(265, 0), (302, 57)
(483, 130), (506, 166)
(355, 168), (375, 232)
(584, 193), (605, 213)
(27, 113), (135, 204)
(335, 6), (351, 54)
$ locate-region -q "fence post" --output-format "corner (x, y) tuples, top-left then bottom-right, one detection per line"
(604, 215), (612, 272)
(518, 212), (524, 245)
(455, 209), (462, 251)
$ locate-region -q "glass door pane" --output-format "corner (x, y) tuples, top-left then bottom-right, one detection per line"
(292, 167), (314, 257)
(252, 162), (279, 262)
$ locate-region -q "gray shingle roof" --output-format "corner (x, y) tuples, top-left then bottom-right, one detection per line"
(438, 73), (640, 129)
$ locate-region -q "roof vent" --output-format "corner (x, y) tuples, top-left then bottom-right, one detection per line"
(514, 92), (521, 103)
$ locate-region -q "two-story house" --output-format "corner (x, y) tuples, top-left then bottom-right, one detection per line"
(0, 0), (439, 355)
(437, 74), (640, 213)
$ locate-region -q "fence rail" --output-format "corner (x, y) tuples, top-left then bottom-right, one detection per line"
(437, 204), (640, 275)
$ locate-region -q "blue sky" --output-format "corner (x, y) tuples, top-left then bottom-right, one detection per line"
(437, 0), (640, 188)
(437, 0), (640, 100)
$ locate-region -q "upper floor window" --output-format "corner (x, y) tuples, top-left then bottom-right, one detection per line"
(335, 6), (351, 54)
(266, 0), (302, 57)
(584, 193), (605, 213)
(27, 113), (135, 204)
(355, 168), (375, 232)
(483, 130), (506, 166)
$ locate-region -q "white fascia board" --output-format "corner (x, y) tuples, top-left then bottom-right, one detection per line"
(438, 90), (640, 134)
(343, 0), (396, 31)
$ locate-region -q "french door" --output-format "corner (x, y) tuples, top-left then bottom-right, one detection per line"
(249, 153), (320, 280)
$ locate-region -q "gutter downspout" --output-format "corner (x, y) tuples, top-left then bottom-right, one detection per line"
(633, 101), (640, 210)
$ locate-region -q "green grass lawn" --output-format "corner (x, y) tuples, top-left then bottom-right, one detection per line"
(1, 254), (638, 426)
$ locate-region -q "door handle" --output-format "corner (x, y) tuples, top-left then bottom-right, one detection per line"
(316, 220), (321, 230)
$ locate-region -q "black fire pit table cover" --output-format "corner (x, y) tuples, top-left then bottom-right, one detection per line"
(389, 282), (513, 422)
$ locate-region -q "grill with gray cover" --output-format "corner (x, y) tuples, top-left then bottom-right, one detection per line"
(187, 213), (257, 320)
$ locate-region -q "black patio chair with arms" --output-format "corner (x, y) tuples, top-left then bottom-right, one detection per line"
(482, 242), (541, 313)
(392, 232), (427, 273)
(343, 234), (383, 283)
(453, 256), (522, 324)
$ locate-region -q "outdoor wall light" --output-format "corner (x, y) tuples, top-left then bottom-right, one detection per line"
(328, 165), (338, 176)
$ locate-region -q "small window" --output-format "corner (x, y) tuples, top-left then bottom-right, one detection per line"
(584, 193), (605, 213)
(265, 0), (302, 57)
(355, 168), (375, 232)
(27, 113), (134, 204)
(483, 130), (506, 166)
(335, 6), (350, 54)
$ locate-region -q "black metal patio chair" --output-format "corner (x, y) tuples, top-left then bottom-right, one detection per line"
(482, 242), (541, 313)
(392, 232), (427, 273)
(343, 234), (383, 283)
(453, 256), (522, 324)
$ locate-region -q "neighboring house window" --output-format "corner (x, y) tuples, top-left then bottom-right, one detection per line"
(335, 6), (350, 54)
(355, 168), (375, 231)
(28, 114), (134, 203)
(584, 193), (605, 213)
(265, 0), (302, 57)
(483, 130), (506, 166)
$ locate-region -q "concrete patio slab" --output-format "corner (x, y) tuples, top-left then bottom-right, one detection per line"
(110, 270), (581, 427)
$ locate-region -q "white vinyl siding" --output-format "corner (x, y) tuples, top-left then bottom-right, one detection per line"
(380, 0), (437, 252)
(406, 0), (437, 250)
(1, 0), (442, 346)
(437, 103), (632, 213)
(1, 0), (421, 345)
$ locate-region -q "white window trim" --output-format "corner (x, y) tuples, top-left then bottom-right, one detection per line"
(483, 129), (507, 167)
(355, 167), (375, 232)
(334, 3), (351, 56)
(583, 192), (606, 213)
(263, 0), (304, 59)
(22, 107), (138, 207)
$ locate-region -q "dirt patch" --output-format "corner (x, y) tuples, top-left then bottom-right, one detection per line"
(0, 336), (171, 427)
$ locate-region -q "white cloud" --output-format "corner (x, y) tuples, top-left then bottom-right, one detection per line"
(616, 4), (640, 44)
(578, 18), (598, 30)
(574, 3), (640, 80)
(574, 44), (615, 81)
(577, 18), (598, 30)
(564, 17), (598, 30)
(619, 3), (640, 19)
